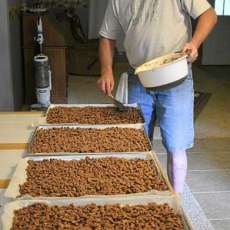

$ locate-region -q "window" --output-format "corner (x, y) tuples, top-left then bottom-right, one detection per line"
(215, 0), (230, 15)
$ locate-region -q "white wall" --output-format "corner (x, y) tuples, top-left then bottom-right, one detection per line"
(0, 0), (23, 111)
(0, 0), (14, 111)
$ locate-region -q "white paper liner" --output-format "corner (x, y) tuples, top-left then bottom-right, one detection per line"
(37, 103), (145, 126)
(4, 158), (28, 200)
(4, 152), (173, 200)
(1, 195), (194, 230)
(27, 124), (152, 156)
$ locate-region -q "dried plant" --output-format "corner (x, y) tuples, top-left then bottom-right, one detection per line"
(21, 0), (88, 11)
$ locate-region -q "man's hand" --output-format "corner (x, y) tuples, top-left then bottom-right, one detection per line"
(98, 37), (116, 95)
(97, 73), (114, 95)
(183, 42), (198, 63)
(183, 8), (217, 63)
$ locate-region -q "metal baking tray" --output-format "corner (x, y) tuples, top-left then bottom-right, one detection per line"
(27, 124), (152, 156)
(1, 195), (194, 230)
(41, 103), (145, 125)
(4, 152), (173, 200)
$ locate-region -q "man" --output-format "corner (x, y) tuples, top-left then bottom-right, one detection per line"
(97, 0), (217, 193)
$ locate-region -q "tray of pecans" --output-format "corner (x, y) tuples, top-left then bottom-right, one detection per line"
(27, 124), (152, 156)
(1, 195), (194, 230)
(41, 103), (145, 125)
(4, 153), (173, 200)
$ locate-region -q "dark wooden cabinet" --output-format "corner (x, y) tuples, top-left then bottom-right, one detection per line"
(23, 14), (68, 105)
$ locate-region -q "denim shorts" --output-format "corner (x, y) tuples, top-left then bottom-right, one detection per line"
(128, 69), (194, 152)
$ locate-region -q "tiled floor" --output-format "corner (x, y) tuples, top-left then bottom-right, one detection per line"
(193, 66), (230, 139)
(155, 139), (230, 230)
(185, 66), (230, 229)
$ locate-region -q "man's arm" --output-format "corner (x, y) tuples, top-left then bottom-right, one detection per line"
(183, 7), (218, 62)
(97, 37), (116, 95)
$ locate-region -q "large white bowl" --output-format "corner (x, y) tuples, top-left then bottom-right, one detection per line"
(135, 53), (188, 88)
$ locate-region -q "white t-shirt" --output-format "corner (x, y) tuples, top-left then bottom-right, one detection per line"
(99, 0), (211, 68)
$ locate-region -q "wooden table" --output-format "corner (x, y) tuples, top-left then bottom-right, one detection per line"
(0, 112), (43, 188)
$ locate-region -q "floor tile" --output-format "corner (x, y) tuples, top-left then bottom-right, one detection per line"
(188, 151), (230, 170)
(187, 170), (230, 193)
(68, 76), (110, 104)
(189, 138), (230, 153)
(152, 140), (167, 153)
(211, 220), (230, 230)
(182, 184), (215, 230)
(155, 138), (230, 155)
(194, 192), (230, 220)
(157, 151), (230, 170)
(193, 66), (230, 139)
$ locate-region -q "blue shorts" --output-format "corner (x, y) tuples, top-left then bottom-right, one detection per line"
(128, 69), (194, 152)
